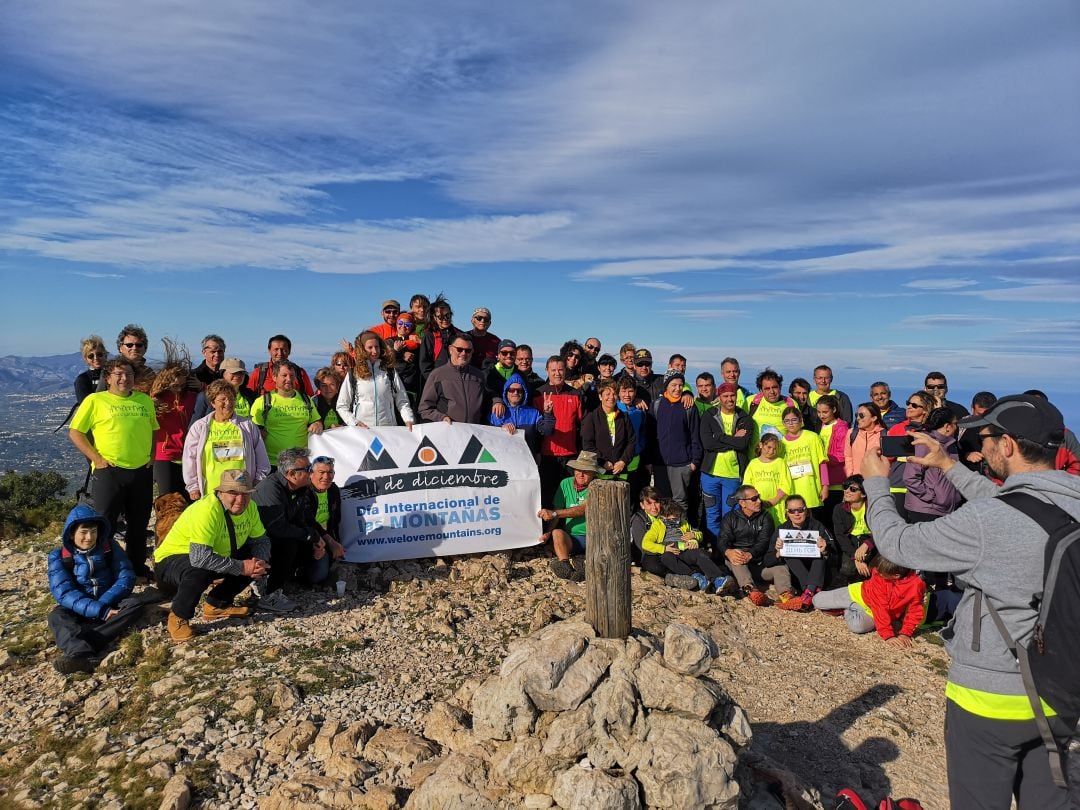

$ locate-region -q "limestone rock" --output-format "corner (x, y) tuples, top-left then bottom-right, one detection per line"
(363, 726), (440, 770)
(636, 713), (740, 810)
(360, 784), (402, 810)
(662, 623), (717, 676)
(636, 654), (724, 721)
(217, 748), (257, 779)
(313, 719), (344, 761)
(157, 774), (192, 810)
(150, 674), (185, 699)
(526, 644), (611, 713)
(264, 719), (319, 757)
(323, 753), (374, 785)
(470, 675), (536, 742)
(260, 771), (367, 809)
(551, 765), (642, 810)
(423, 701), (472, 752)
(333, 719), (378, 756)
(270, 682), (302, 710)
(404, 754), (497, 810)
(540, 701), (593, 760)
(83, 688), (121, 721)
(490, 736), (569, 794)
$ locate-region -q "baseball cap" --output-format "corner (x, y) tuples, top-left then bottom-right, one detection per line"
(498, 339), (517, 351)
(959, 394), (1065, 448)
(634, 348), (653, 365)
(381, 299), (401, 311)
(220, 358), (246, 373)
(216, 469), (255, 494)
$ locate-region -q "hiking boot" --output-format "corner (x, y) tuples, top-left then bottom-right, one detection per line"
(549, 559), (578, 581)
(691, 572), (710, 592)
(713, 575), (736, 596)
(776, 591), (805, 611)
(665, 573), (699, 590)
(203, 602), (252, 619)
(744, 586), (771, 607)
(54, 655), (96, 675)
(167, 612), (196, 643)
(569, 557), (587, 582)
(258, 590), (298, 614)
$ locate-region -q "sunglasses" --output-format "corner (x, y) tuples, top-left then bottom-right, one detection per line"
(383, 308), (400, 314)
(585, 344), (600, 351)
(567, 353), (581, 360)
(506, 387), (524, 394)
(845, 484), (863, 493)
(905, 401), (925, 408)
(635, 361), (652, 367)
(287, 464), (313, 474)
(449, 346), (473, 354)
(857, 412), (872, 419)
(499, 349), (514, 355)
(980, 430), (1007, 442)
(122, 341), (146, 349)
(740, 494), (761, 502)
(311, 456), (335, 466)
(786, 507), (807, 514)
(434, 312), (453, 319)
(396, 320), (413, 327)
(473, 316), (490, 323)
(86, 351), (107, 359)
(925, 384), (947, 390)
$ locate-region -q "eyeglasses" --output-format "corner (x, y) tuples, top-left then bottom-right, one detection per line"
(925, 384), (947, 391)
(121, 341), (146, 349)
(333, 360), (349, 367)
(450, 345), (473, 354)
(782, 417), (801, 424)
(739, 494), (761, 502)
(786, 506), (807, 514)
(845, 484), (863, 493)
(311, 456), (335, 467)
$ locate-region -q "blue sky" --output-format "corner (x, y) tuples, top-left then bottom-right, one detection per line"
(1, 1), (1079, 409)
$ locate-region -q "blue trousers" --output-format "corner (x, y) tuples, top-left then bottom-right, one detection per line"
(700, 473), (740, 543)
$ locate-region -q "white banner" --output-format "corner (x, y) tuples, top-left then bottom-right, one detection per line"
(308, 424), (542, 562)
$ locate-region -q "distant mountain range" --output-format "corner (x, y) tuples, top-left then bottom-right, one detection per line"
(0, 353), (87, 394)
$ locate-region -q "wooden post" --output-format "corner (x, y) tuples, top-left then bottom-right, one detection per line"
(584, 478), (631, 639)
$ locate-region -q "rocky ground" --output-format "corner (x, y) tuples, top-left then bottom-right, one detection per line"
(0, 525), (954, 809)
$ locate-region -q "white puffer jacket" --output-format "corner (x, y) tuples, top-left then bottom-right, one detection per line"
(336, 362), (415, 427)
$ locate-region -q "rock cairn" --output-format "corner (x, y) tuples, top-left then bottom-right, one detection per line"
(407, 618), (753, 809)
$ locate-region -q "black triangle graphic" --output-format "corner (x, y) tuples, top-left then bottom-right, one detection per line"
(358, 449), (398, 471)
(409, 436), (448, 467)
(458, 435), (484, 464)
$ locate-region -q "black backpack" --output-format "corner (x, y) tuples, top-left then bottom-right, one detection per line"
(972, 491), (1080, 787)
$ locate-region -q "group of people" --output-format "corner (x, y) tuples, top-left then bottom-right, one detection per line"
(54, 295), (1078, 807)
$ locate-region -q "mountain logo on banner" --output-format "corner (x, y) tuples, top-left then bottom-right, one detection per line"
(409, 436), (448, 467)
(458, 435), (497, 464)
(358, 436), (399, 471)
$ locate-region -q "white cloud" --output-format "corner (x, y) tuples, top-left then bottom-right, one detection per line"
(71, 271), (124, 278)
(898, 314), (1003, 329)
(630, 278), (683, 292)
(963, 282), (1080, 304)
(904, 278), (978, 290)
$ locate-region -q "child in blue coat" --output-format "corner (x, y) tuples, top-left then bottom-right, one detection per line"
(47, 505), (146, 673)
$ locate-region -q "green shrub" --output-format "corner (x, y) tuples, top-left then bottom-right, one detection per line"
(0, 469), (71, 538)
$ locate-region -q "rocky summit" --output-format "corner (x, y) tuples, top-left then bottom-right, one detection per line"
(0, 531), (956, 809)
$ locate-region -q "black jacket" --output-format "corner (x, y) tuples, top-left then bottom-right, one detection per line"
(699, 406), (752, 478)
(418, 325), (463, 380)
(832, 501), (872, 559)
(717, 506), (774, 561)
(580, 408), (636, 469)
(764, 515), (835, 567)
(252, 470), (318, 545)
(315, 482), (341, 542)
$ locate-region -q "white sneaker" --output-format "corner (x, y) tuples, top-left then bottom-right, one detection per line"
(258, 590), (297, 614)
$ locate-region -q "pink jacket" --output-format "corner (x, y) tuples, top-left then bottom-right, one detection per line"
(845, 424), (882, 477)
(181, 414), (270, 496)
(822, 420), (849, 487)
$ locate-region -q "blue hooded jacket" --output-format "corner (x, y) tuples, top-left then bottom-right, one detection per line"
(47, 505), (134, 620)
(489, 373), (555, 454)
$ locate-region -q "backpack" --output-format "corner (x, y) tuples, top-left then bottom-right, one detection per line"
(347, 368), (406, 426)
(61, 538), (113, 571)
(262, 388), (313, 417)
(972, 491), (1080, 787)
(251, 361), (307, 393)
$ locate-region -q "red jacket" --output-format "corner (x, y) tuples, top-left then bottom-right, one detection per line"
(533, 384), (584, 457)
(861, 570), (926, 640)
(153, 389), (197, 462)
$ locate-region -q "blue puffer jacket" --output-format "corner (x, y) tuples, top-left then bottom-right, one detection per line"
(47, 505), (134, 620)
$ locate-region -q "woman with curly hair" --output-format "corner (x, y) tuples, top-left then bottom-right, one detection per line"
(337, 331), (415, 429)
(150, 338), (198, 498)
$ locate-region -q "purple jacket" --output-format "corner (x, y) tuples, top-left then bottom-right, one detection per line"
(903, 431), (962, 516)
(182, 414), (270, 496)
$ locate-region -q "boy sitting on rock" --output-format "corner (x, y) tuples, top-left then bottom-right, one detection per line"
(47, 505), (147, 673)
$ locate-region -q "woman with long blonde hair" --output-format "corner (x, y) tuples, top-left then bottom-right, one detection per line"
(336, 331), (415, 429)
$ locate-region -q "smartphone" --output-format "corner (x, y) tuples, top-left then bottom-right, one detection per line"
(881, 434), (915, 458)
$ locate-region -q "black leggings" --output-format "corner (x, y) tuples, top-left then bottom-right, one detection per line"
(642, 548), (724, 580)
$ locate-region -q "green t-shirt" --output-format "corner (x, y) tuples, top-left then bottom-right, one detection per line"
(852, 502), (869, 536)
(322, 408), (341, 429)
(742, 457), (793, 527)
(749, 396), (789, 449)
(201, 419), (246, 495)
(315, 489), (330, 527)
(708, 411), (741, 479)
(554, 477), (589, 537)
(250, 391), (319, 461)
(809, 389), (836, 407)
(154, 494), (265, 562)
(780, 430), (826, 508)
(234, 395), (251, 419)
(70, 390), (159, 469)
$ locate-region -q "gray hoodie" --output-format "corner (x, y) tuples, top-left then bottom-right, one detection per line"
(866, 465), (1080, 697)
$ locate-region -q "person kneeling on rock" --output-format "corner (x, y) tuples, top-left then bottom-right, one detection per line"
(47, 505), (148, 673)
(153, 469), (270, 642)
(537, 450), (604, 582)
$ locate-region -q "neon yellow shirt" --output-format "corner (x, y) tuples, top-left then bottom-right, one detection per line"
(201, 419), (245, 495)
(749, 396), (788, 450)
(708, 411), (740, 478)
(742, 457), (793, 527)
(70, 391), (158, 469)
(851, 502), (869, 536)
(808, 389), (837, 407)
(250, 391), (319, 461)
(154, 494), (264, 562)
(780, 430), (826, 508)
(315, 489), (330, 527)
(233, 395), (250, 419)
